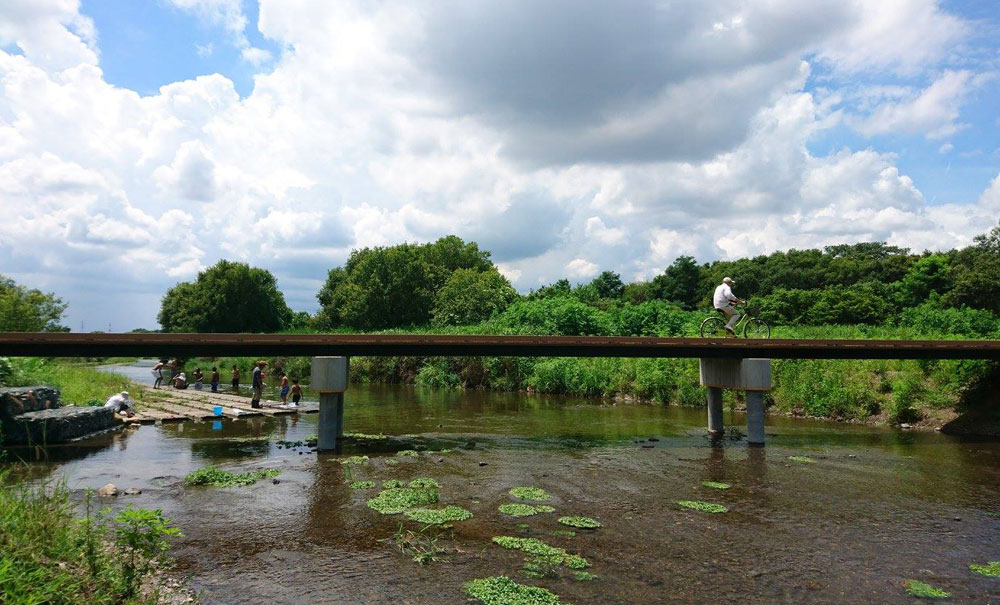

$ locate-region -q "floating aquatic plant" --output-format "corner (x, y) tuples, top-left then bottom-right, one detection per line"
(350, 481), (375, 490)
(183, 466), (280, 487)
(397, 449), (419, 457)
(573, 571), (599, 581)
(340, 455), (369, 465)
(499, 503), (555, 517)
(491, 536), (589, 569)
(404, 505), (473, 525)
(384, 459), (399, 466)
(675, 500), (728, 514)
(367, 487), (439, 514)
(465, 576), (562, 605)
(970, 562), (1000, 577)
(408, 477), (439, 489)
(382, 479), (405, 488)
(905, 579), (950, 598)
(550, 530), (576, 537)
(788, 456), (816, 463)
(557, 516), (600, 529)
(509, 487), (550, 501)
(344, 432), (388, 440)
(701, 481), (731, 489)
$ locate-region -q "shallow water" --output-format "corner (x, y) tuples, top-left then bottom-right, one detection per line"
(6, 362), (1000, 603)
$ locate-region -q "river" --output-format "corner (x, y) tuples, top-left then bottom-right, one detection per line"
(6, 361), (1000, 603)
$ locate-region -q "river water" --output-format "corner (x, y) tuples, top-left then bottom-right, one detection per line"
(7, 361), (1000, 603)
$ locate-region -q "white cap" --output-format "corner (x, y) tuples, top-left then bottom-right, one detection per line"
(120, 391), (129, 398)
(723, 276), (735, 285)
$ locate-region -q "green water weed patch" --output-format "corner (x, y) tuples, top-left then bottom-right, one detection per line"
(701, 481), (731, 489)
(905, 579), (950, 598)
(383, 479), (405, 488)
(465, 576), (562, 605)
(408, 477), (440, 489)
(350, 481), (376, 490)
(970, 561), (1000, 577)
(340, 455), (369, 465)
(183, 466), (280, 487)
(675, 500), (727, 514)
(510, 487), (550, 501)
(573, 571), (599, 581)
(492, 536), (589, 570)
(404, 505), (473, 525)
(788, 456), (816, 463)
(385, 458), (399, 465)
(500, 503), (555, 517)
(557, 516), (600, 529)
(550, 529), (576, 537)
(367, 487), (439, 514)
(397, 449), (420, 457)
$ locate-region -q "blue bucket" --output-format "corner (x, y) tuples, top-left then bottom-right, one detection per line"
(213, 405), (223, 416)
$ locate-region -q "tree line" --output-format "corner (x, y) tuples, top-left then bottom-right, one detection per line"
(3, 223), (999, 334)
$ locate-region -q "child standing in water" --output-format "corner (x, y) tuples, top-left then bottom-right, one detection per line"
(231, 365), (240, 392)
(151, 360), (165, 389)
(290, 379), (302, 407)
(210, 367), (220, 392)
(279, 372), (290, 404)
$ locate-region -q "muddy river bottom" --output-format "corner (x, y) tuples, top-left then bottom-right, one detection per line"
(9, 368), (1000, 604)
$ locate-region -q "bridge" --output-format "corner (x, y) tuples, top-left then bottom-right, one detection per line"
(2, 332), (997, 450)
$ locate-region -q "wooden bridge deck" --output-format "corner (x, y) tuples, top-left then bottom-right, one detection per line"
(1, 332), (998, 360)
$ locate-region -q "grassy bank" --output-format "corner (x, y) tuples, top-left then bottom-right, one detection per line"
(0, 470), (182, 604)
(0, 357), (154, 408)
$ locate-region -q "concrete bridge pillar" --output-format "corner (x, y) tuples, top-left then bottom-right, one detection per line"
(312, 356), (349, 452)
(699, 358), (771, 446)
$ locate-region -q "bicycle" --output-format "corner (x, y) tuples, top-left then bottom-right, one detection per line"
(699, 301), (770, 338)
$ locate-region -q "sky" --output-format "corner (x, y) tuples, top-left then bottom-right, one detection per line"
(0, 0), (998, 331)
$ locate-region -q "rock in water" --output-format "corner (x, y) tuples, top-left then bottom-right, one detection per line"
(123, 487), (142, 495)
(98, 483), (119, 497)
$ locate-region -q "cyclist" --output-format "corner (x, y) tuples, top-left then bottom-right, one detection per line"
(713, 277), (745, 335)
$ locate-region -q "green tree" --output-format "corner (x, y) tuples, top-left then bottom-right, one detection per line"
(157, 260), (293, 332)
(897, 254), (951, 306)
(0, 276), (68, 332)
(651, 256), (703, 309)
(526, 279), (572, 300)
(431, 269), (518, 326)
(588, 271), (624, 299)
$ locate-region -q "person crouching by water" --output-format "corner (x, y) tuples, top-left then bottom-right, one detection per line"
(192, 368), (204, 390)
(151, 359), (165, 389)
(279, 372), (290, 404)
(713, 276), (745, 335)
(211, 367), (220, 392)
(290, 379), (302, 407)
(231, 365), (241, 392)
(172, 372), (188, 389)
(104, 391), (135, 418)
(251, 361), (266, 409)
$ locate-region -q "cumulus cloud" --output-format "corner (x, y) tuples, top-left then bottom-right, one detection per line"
(0, 0), (997, 330)
(167, 0), (272, 66)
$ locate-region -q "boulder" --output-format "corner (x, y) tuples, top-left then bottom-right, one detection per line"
(0, 386), (60, 419)
(2, 406), (114, 445)
(98, 483), (119, 497)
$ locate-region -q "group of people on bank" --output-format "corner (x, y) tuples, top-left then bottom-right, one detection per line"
(149, 358), (303, 407)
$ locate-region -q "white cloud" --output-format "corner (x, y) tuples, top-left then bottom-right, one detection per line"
(0, 0), (997, 331)
(939, 142), (954, 154)
(565, 258), (599, 280)
(166, 0), (271, 66)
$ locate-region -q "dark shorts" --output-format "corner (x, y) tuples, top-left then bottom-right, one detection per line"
(232, 379), (239, 388)
(280, 386), (290, 398)
(292, 393), (300, 404)
(211, 381), (218, 392)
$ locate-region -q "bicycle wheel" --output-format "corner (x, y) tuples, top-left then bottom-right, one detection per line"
(743, 318), (770, 339)
(700, 316), (728, 338)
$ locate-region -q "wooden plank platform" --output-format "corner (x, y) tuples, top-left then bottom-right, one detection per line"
(161, 389), (285, 416)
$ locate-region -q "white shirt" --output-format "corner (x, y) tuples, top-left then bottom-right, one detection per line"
(104, 394), (132, 411)
(713, 284), (737, 309)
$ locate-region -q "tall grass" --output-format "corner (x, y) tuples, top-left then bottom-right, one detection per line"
(0, 470), (181, 604)
(2, 358), (155, 407)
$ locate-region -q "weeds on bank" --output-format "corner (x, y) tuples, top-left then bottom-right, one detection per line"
(675, 500), (728, 514)
(182, 466), (280, 487)
(465, 575), (562, 605)
(499, 503), (555, 517)
(905, 579), (950, 598)
(0, 473), (182, 604)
